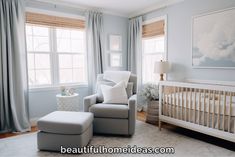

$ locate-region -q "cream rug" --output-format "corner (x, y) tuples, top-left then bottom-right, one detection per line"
(0, 121), (234, 157)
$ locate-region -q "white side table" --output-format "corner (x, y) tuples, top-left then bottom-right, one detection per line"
(56, 93), (79, 111)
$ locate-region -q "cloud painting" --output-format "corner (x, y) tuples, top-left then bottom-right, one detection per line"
(192, 8), (235, 68)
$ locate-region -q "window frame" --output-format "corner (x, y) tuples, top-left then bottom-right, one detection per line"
(141, 15), (168, 85)
(26, 24), (88, 89)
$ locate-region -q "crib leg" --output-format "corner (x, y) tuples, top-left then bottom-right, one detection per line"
(159, 120), (162, 131)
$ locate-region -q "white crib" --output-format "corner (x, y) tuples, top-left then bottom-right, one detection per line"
(159, 81), (235, 142)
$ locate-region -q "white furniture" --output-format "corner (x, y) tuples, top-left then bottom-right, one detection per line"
(56, 93), (79, 111)
(159, 81), (235, 143)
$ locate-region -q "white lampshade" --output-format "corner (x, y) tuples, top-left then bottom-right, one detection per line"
(154, 61), (170, 74)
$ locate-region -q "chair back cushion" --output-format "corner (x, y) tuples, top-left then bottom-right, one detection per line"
(96, 74), (137, 103)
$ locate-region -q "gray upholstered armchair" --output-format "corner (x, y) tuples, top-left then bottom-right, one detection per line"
(83, 74), (137, 136)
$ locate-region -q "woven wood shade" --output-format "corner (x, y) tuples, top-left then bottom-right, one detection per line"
(142, 20), (164, 38)
(26, 12), (85, 29)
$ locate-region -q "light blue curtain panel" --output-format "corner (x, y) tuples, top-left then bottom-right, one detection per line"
(86, 11), (105, 94)
(0, 0), (30, 133)
(127, 16), (142, 75)
(127, 16), (143, 110)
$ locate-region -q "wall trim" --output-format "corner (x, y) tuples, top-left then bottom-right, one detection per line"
(27, 0), (184, 18)
(26, 0), (86, 12)
(26, 0), (128, 17)
(129, 0), (185, 18)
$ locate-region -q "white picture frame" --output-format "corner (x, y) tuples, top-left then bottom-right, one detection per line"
(110, 53), (122, 67)
(192, 7), (235, 69)
(109, 35), (122, 51)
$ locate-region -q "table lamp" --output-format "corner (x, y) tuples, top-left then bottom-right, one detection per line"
(154, 60), (170, 81)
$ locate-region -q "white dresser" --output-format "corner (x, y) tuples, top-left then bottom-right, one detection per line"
(56, 93), (79, 111)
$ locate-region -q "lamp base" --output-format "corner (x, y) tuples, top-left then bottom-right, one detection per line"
(160, 74), (164, 81)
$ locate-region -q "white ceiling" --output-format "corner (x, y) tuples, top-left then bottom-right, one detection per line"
(35, 0), (184, 17)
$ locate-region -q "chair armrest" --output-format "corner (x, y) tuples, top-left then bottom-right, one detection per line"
(128, 94), (137, 107)
(128, 94), (137, 135)
(83, 94), (97, 112)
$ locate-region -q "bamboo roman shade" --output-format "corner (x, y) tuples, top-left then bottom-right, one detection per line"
(142, 20), (165, 38)
(26, 12), (85, 29)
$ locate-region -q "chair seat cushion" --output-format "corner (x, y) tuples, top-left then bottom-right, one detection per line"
(89, 104), (129, 119)
(37, 111), (93, 135)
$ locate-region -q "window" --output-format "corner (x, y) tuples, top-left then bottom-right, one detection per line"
(26, 25), (51, 86)
(142, 19), (166, 84)
(56, 28), (86, 83)
(142, 36), (165, 83)
(26, 21), (86, 87)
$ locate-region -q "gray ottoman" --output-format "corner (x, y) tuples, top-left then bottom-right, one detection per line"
(37, 111), (93, 151)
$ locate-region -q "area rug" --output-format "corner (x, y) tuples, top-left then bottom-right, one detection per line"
(0, 121), (234, 157)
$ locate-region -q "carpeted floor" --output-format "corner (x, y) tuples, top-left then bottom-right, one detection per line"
(0, 121), (234, 157)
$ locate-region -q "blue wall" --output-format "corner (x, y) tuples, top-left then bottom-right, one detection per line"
(143, 0), (235, 81)
(103, 14), (128, 71)
(26, 1), (128, 121)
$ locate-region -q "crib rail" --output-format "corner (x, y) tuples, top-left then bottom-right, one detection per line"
(159, 81), (235, 142)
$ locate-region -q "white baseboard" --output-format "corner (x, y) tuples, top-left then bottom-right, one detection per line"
(30, 117), (40, 127)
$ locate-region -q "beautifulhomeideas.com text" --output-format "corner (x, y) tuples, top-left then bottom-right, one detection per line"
(61, 145), (175, 154)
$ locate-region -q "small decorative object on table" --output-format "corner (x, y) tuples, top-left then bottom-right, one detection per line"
(57, 86), (79, 111)
(60, 86), (75, 96)
(68, 88), (75, 95)
(60, 86), (66, 96)
(141, 83), (159, 124)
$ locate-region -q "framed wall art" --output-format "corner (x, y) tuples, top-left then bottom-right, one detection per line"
(109, 35), (122, 51)
(110, 53), (122, 67)
(192, 7), (235, 68)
